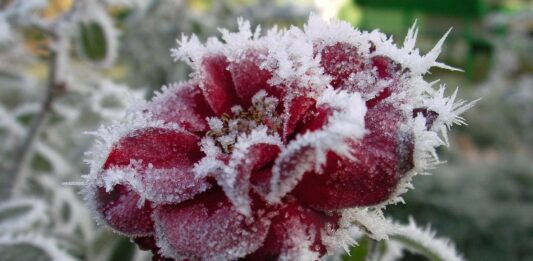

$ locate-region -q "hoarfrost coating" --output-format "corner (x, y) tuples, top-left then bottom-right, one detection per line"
(81, 14), (474, 260)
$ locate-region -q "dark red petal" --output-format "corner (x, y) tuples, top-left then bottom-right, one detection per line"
(293, 103), (414, 210)
(250, 168), (273, 198)
(243, 199), (339, 260)
(319, 42), (364, 88)
(134, 236), (159, 252)
(149, 83), (214, 133)
(300, 105), (334, 134)
(230, 143), (281, 202)
(200, 55), (239, 115)
(371, 55), (402, 79)
(283, 96), (316, 140)
(154, 187), (270, 260)
(101, 128), (210, 204)
(95, 184), (154, 236)
(365, 87), (392, 109)
(229, 49), (273, 108)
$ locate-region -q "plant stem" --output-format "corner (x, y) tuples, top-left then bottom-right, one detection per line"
(1, 49), (60, 200)
(366, 239), (380, 261)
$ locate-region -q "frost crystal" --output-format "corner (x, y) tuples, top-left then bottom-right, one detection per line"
(81, 14), (474, 260)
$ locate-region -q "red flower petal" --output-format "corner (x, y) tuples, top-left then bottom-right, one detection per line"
(319, 42), (364, 88)
(299, 105), (334, 133)
(244, 199), (338, 260)
(101, 128), (211, 204)
(228, 50), (273, 108)
(154, 187), (270, 260)
(293, 103), (414, 210)
(228, 143), (281, 206)
(283, 96), (316, 140)
(371, 55), (401, 79)
(95, 184), (154, 236)
(149, 83), (214, 133)
(365, 87), (392, 109)
(200, 55), (239, 115)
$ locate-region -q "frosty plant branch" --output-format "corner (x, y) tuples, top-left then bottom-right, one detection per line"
(80, 15), (475, 260)
(2, 46), (61, 199)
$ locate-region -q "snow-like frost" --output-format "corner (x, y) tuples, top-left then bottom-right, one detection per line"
(267, 88), (366, 203)
(220, 126), (283, 216)
(391, 218), (464, 261)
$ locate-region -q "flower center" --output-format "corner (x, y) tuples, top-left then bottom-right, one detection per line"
(206, 90), (281, 153)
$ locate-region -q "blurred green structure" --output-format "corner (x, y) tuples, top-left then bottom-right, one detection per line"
(354, 0), (493, 80)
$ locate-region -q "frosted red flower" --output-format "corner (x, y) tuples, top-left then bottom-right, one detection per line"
(82, 16), (474, 260)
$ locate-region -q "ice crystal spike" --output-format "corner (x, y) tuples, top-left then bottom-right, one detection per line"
(83, 14), (473, 260)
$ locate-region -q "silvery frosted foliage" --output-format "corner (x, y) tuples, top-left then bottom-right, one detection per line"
(83, 15), (475, 260)
(120, 0), (312, 91)
(471, 11), (533, 150)
(0, 0), (146, 260)
(391, 11), (533, 261)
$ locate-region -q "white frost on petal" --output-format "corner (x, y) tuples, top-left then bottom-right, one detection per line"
(267, 88), (366, 203)
(193, 137), (226, 179)
(221, 126), (283, 216)
(81, 111), (190, 231)
(152, 210), (190, 260)
(278, 218), (320, 261)
(424, 86), (480, 146)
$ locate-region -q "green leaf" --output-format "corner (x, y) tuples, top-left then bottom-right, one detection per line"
(110, 237), (135, 261)
(0, 243), (53, 261)
(79, 21), (108, 62)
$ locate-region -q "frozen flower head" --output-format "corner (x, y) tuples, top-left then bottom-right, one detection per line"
(82, 15), (475, 260)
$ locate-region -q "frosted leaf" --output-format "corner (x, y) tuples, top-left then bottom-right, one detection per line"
(390, 218), (464, 261)
(0, 199), (48, 233)
(74, 1), (119, 67)
(381, 240), (405, 261)
(0, 234), (77, 261)
(338, 207), (394, 241)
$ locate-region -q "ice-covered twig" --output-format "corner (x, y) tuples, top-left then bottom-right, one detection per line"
(2, 50), (61, 199)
